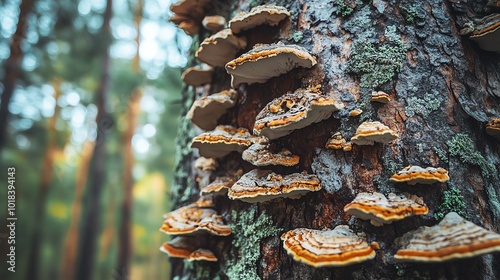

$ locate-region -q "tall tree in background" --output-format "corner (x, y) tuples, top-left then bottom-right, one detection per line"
(75, 0), (113, 279)
(0, 0), (35, 154)
(171, 0), (500, 279)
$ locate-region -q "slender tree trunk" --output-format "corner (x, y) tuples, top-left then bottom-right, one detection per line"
(171, 0), (500, 279)
(116, 88), (142, 277)
(0, 0), (35, 155)
(24, 78), (61, 280)
(75, 0), (113, 279)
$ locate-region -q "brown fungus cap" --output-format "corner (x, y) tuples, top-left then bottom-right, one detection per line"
(170, 0), (212, 21)
(343, 192), (429, 226)
(202, 15), (226, 33)
(181, 64), (214, 86)
(395, 212), (500, 262)
(281, 226), (378, 267)
(191, 125), (254, 158)
(195, 29), (247, 67)
(169, 14), (200, 36)
(200, 175), (236, 196)
(253, 87), (343, 139)
(242, 142), (300, 166)
(225, 43), (317, 87)
(370, 91), (391, 103)
(160, 205), (231, 236)
(194, 157), (218, 171)
(160, 237), (217, 262)
(186, 90), (238, 131)
(325, 132), (346, 150)
(350, 121), (398, 145)
(486, 117), (500, 136)
(228, 169), (321, 203)
(469, 14), (500, 52)
(349, 109), (363, 117)
(229, 5), (290, 34)
(389, 165), (450, 185)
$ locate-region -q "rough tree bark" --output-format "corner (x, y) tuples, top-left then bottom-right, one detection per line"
(171, 0), (500, 279)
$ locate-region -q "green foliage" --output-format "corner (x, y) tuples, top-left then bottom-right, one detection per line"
(348, 26), (406, 88)
(224, 208), (282, 280)
(405, 93), (440, 118)
(334, 0), (355, 17)
(290, 31), (304, 43)
(433, 186), (467, 220)
(446, 133), (497, 179)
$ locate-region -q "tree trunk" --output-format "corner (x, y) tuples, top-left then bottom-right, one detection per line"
(75, 0), (113, 279)
(171, 0), (500, 279)
(0, 0), (35, 155)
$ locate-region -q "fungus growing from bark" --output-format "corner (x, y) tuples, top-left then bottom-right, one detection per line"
(194, 157), (218, 171)
(228, 169), (321, 203)
(343, 142), (353, 152)
(160, 237), (217, 262)
(343, 192), (429, 226)
(370, 91), (391, 103)
(486, 117), (500, 136)
(350, 121), (398, 145)
(191, 125), (254, 158)
(200, 175), (237, 196)
(281, 226), (379, 267)
(169, 0), (213, 36)
(195, 29), (247, 67)
(170, 14), (199, 36)
(349, 109), (363, 117)
(389, 165), (450, 185)
(181, 64), (214, 86)
(186, 89), (238, 131)
(325, 132), (346, 150)
(242, 141), (300, 166)
(202, 15), (226, 32)
(395, 212), (500, 262)
(253, 87), (343, 139)
(228, 4), (290, 34)
(160, 204), (231, 236)
(467, 14), (500, 53)
(225, 43), (317, 87)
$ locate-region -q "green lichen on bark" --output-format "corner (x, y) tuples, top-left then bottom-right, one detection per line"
(348, 25), (406, 88)
(404, 93), (440, 118)
(446, 133), (497, 179)
(334, 0), (355, 17)
(224, 207), (282, 280)
(433, 186), (467, 220)
(289, 31), (303, 43)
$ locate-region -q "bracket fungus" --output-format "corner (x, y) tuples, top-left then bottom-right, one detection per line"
(194, 157), (218, 171)
(349, 109), (363, 117)
(466, 14), (500, 52)
(161, 205), (231, 236)
(181, 64), (214, 86)
(202, 15), (226, 33)
(169, 14), (199, 36)
(186, 89), (238, 131)
(228, 169), (321, 203)
(395, 212), (500, 262)
(190, 125), (254, 158)
(225, 43), (317, 87)
(350, 121), (398, 145)
(370, 91), (391, 103)
(486, 117), (500, 136)
(253, 87), (343, 139)
(242, 142), (300, 166)
(229, 5), (290, 34)
(169, 0), (213, 36)
(195, 29), (247, 67)
(343, 192), (429, 226)
(160, 237), (217, 262)
(325, 132), (346, 150)
(200, 175), (236, 196)
(281, 226), (379, 267)
(389, 165), (450, 185)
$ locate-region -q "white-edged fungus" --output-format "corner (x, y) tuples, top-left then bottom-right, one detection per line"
(186, 89), (238, 131)
(229, 5), (290, 34)
(350, 121), (398, 145)
(389, 165), (450, 185)
(195, 29), (247, 67)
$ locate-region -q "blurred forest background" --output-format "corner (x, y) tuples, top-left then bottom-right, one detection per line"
(0, 0), (189, 279)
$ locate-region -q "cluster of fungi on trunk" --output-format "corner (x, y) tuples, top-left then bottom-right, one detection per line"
(165, 0), (500, 278)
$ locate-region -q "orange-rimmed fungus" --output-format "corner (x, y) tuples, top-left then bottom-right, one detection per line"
(190, 125), (254, 158)
(229, 5), (290, 34)
(350, 121), (398, 145)
(195, 29), (247, 67)
(160, 237), (217, 262)
(186, 89), (238, 131)
(389, 165), (450, 185)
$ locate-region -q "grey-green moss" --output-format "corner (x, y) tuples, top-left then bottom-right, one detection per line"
(224, 207), (282, 280)
(289, 31), (303, 43)
(405, 93), (440, 118)
(446, 133), (497, 179)
(401, 4), (421, 23)
(432, 146), (449, 163)
(348, 25), (406, 88)
(433, 186), (467, 220)
(334, 0), (355, 17)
